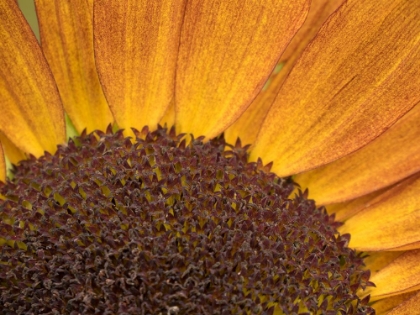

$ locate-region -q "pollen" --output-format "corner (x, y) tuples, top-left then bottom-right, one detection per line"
(0, 126), (374, 314)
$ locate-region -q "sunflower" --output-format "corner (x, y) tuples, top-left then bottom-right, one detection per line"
(0, 0), (419, 313)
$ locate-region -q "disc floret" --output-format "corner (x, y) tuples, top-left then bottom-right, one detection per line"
(0, 126), (374, 314)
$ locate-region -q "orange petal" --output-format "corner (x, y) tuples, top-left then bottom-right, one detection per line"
(175, 0), (310, 139)
(225, 0), (344, 145)
(0, 142), (5, 182)
(296, 103), (420, 205)
(366, 250), (420, 300)
(251, 0), (420, 176)
(372, 291), (418, 314)
(0, 131), (26, 165)
(93, 0), (186, 136)
(339, 174), (420, 251)
(0, 0), (65, 156)
(35, 0), (113, 134)
(386, 291), (420, 315)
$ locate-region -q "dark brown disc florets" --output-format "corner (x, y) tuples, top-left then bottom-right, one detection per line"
(0, 126), (374, 314)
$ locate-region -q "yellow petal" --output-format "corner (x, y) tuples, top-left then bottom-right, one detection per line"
(0, 142), (5, 182)
(252, 0), (420, 176)
(223, 62), (284, 146)
(386, 291), (420, 315)
(93, 0), (185, 136)
(159, 102), (175, 129)
(0, 0), (65, 156)
(35, 0), (113, 133)
(175, 0), (310, 139)
(277, 0), (345, 66)
(363, 251), (403, 277)
(372, 291), (418, 314)
(326, 186), (390, 222)
(0, 131), (26, 165)
(367, 250), (420, 300)
(296, 103), (420, 205)
(225, 0), (344, 145)
(340, 174), (420, 251)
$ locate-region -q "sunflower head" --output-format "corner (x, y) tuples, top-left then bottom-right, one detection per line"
(0, 126), (374, 314)
(1, 0), (420, 314)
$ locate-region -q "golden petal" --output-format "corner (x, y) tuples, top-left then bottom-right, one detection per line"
(159, 102), (175, 129)
(0, 0), (65, 156)
(0, 142), (5, 182)
(367, 250), (420, 300)
(0, 131), (26, 165)
(35, 0), (114, 133)
(385, 291), (420, 315)
(175, 0), (310, 139)
(372, 291), (418, 314)
(251, 0), (420, 176)
(326, 186), (390, 222)
(224, 0), (345, 145)
(296, 103), (420, 205)
(363, 251), (403, 277)
(340, 174), (420, 251)
(93, 0), (186, 136)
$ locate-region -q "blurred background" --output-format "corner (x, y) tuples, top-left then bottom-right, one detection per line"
(18, 0), (40, 41)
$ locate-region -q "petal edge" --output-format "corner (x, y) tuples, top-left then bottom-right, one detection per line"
(0, 0), (65, 156)
(252, 0), (420, 176)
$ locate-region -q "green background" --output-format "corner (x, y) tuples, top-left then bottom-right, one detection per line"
(18, 0), (40, 41)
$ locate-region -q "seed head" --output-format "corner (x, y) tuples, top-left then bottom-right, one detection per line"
(0, 126), (374, 314)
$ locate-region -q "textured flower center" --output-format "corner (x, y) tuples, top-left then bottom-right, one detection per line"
(0, 126), (374, 314)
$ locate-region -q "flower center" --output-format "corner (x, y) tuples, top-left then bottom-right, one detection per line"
(0, 126), (374, 314)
